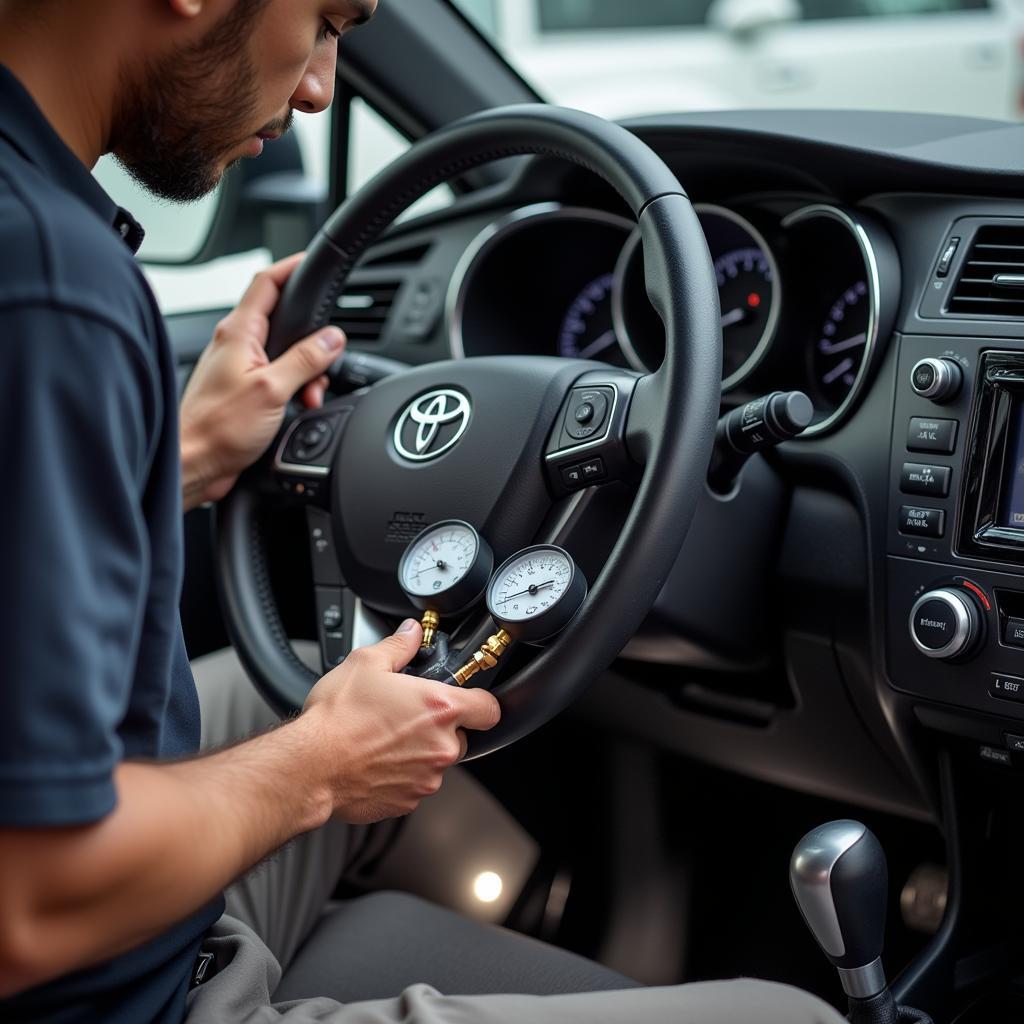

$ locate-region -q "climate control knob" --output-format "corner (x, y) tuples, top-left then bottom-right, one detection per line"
(910, 358), (962, 403)
(909, 587), (982, 660)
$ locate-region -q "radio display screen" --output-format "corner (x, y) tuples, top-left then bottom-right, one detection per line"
(1000, 400), (1024, 528)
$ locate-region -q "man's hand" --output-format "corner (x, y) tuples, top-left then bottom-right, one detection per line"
(303, 619), (502, 823)
(179, 254), (346, 510)
(0, 620), (500, 996)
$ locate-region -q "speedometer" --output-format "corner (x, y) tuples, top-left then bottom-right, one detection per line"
(811, 281), (870, 409)
(557, 272), (626, 363)
(714, 244), (775, 384)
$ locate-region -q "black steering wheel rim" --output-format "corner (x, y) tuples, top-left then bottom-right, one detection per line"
(215, 104), (721, 759)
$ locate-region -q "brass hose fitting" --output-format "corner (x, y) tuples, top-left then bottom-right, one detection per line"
(420, 609), (440, 649)
(451, 629), (513, 687)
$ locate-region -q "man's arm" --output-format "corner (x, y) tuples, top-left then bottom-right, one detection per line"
(179, 254), (346, 511)
(0, 623), (500, 998)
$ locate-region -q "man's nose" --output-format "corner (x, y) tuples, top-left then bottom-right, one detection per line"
(290, 49), (336, 114)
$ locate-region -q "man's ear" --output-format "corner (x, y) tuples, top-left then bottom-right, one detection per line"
(165, 0), (205, 18)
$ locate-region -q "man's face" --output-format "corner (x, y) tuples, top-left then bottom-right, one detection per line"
(113, 0), (375, 203)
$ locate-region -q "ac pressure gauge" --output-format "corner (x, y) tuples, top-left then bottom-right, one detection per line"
(398, 520), (493, 615)
(486, 545), (587, 643)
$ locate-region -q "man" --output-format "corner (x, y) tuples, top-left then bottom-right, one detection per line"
(0, 1), (847, 1021)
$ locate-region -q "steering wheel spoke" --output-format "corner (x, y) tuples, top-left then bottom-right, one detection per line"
(544, 368), (642, 494)
(271, 396), (359, 507)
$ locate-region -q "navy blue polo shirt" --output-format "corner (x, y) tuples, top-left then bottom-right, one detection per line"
(0, 66), (222, 1022)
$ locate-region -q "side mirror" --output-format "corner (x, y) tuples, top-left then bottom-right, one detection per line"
(707, 0), (802, 39)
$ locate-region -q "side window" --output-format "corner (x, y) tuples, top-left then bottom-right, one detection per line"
(537, 0), (714, 31)
(95, 101), (449, 316)
(799, 0), (987, 19)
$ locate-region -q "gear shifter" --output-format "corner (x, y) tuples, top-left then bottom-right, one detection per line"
(790, 821), (933, 1024)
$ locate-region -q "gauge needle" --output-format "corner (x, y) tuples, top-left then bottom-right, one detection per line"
(413, 560), (447, 578)
(823, 357), (855, 385)
(578, 330), (618, 359)
(498, 580), (555, 604)
(720, 308), (747, 328)
(818, 332), (866, 355)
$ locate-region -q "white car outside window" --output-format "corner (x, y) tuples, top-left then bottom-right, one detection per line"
(458, 0), (1024, 122)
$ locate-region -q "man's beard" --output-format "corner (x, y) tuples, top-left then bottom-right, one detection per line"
(110, 4), (285, 203)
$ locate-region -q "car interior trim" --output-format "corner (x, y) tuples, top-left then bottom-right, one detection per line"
(780, 203), (884, 437)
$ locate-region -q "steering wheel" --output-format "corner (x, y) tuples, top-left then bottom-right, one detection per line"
(215, 105), (721, 759)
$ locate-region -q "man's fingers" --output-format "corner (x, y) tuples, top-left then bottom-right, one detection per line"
(236, 253), (305, 320)
(266, 327), (345, 399)
(455, 729), (469, 762)
(452, 687), (502, 732)
(367, 619), (424, 673)
(301, 376), (329, 410)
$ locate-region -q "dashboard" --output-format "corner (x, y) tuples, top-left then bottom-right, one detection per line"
(448, 198), (895, 435)
(260, 107), (1024, 823)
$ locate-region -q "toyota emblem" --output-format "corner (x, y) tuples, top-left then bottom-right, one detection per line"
(393, 389), (472, 462)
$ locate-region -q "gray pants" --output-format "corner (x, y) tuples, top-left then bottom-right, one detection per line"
(186, 647), (847, 1024)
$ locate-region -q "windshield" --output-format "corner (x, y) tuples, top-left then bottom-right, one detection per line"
(450, 0), (1024, 122)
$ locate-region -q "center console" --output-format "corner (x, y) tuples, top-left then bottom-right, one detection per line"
(887, 337), (1024, 745)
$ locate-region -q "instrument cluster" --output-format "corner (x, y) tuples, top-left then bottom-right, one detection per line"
(449, 199), (898, 435)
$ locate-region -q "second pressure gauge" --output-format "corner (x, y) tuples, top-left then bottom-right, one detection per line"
(398, 520), (493, 615)
(486, 545), (587, 643)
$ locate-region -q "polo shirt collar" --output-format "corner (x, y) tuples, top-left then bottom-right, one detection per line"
(0, 63), (145, 254)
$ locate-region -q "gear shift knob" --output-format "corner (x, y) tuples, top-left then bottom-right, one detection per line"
(790, 820), (888, 1000)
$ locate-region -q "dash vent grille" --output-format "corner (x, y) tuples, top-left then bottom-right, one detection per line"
(331, 282), (401, 343)
(949, 225), (1024, 317)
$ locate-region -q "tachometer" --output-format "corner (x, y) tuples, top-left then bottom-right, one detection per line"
(811, 280), (870, 409)
(557, 272), (625, 363)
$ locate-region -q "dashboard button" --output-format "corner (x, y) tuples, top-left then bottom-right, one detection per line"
(980, 745), (1012, 765)
(907, 417), (958, 454)
(910, 359), (962, 403)
(1006, 734), (1024, 753)
(1005, 617), (1024, 648)
(899, 505), (945, 538)
(991, 673), (1024, 702)
(900, 463), (951, 498)
(936, 237), (960, 277)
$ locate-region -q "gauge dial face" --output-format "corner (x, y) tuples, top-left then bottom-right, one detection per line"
(488, 547), (574, 624)
(715, 246), (775, 384)
(557, 273), (627, 365)
(812, 280), (870, 410)
(400, 522), (480, 598)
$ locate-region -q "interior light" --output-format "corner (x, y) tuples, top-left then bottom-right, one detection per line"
(472, 870), (503, 903)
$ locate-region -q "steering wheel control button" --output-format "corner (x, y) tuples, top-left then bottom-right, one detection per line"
(1006, 734), (1024, 753)
(321, 605), (343, 631)
(907, 417), (958, 454)
(980, 746), (1012, 766)
(287, 418), (333, 462)
(899, 505), (945, 538)
(909, 588), (980, 660)
(564, 387), (612, 441)
(910, 358), (963, 403)
(991, 673), (1024, 702)
(562, 465), (584, 488)
(307, 509), (343, 586)
(315, 587), (349, 668)
(900, 464), (951, 498)
(1004, 617), (1024, 648)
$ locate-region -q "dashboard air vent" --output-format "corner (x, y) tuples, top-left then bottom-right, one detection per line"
(949, 225), (1024, 317)
(331, 282), (401, 343)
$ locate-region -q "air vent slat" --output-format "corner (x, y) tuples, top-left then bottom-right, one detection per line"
(330, 281), (401, 344)
(948, 225), (1024, 317)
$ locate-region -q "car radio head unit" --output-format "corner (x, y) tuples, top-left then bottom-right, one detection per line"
(958, 351), (1024, 561)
